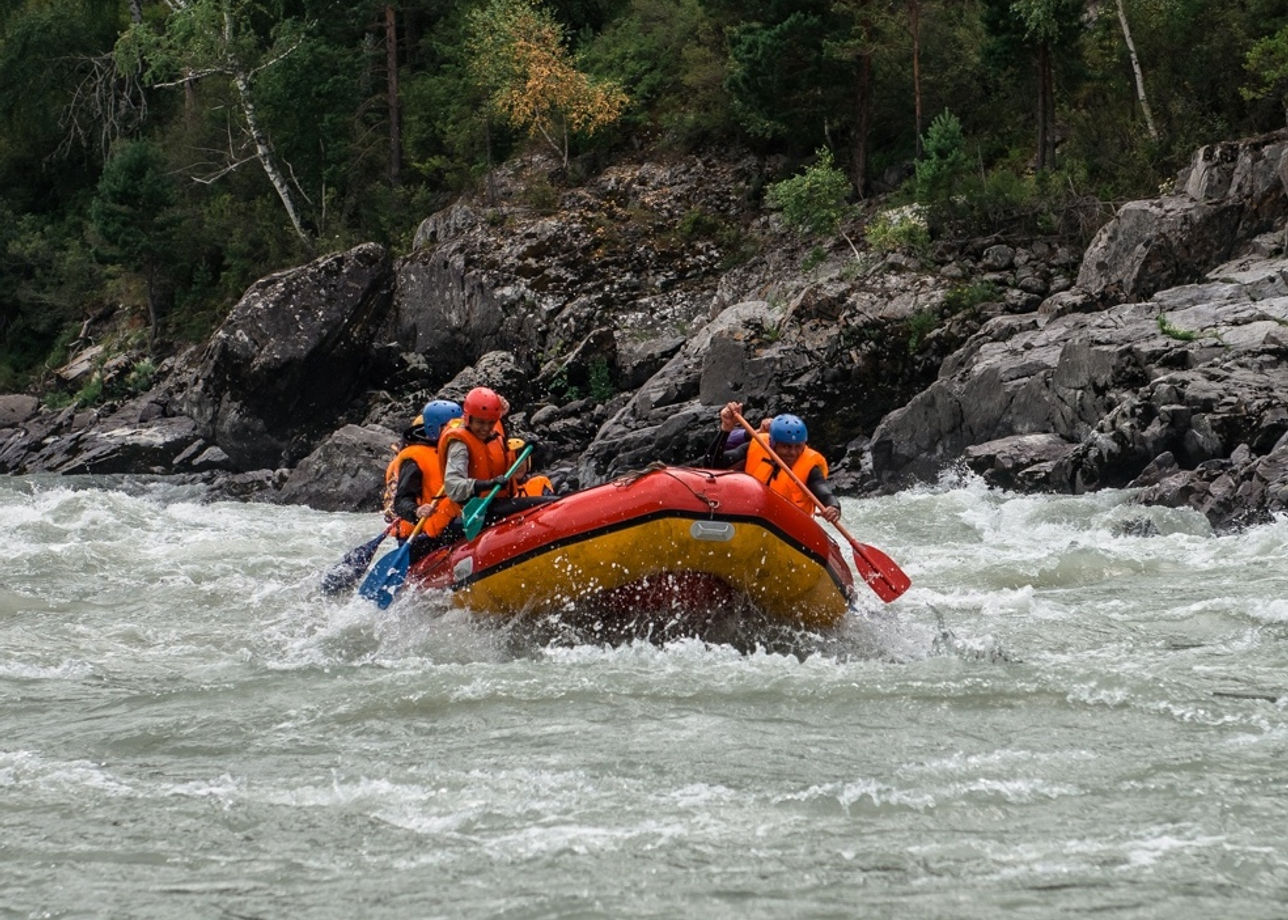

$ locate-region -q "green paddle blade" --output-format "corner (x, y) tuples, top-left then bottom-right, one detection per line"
(460, 445), (533, 540)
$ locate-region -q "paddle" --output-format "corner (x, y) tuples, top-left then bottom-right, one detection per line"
(460, 445), (534, 540)
(319, 525), (394, 595)
(357, 515), (429, 609)
(732, 410), (911, 603)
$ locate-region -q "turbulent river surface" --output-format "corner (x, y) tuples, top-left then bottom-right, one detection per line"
(3, 473), (1287, 919)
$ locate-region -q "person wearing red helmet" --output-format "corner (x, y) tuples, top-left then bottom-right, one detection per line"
(704, 400), (841, 522)
(439, 386), (557, 529)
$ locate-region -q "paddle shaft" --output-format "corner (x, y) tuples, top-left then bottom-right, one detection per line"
(462, 445), (534, 539)
(731, 411), (910, 602)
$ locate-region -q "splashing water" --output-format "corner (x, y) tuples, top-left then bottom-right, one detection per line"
(3, 473), (1286, 918)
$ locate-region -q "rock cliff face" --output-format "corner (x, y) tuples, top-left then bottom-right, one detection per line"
(3, 132), (1288, 530)
(868, 130), (1288, 528)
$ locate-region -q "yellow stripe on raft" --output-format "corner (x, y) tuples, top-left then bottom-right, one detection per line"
(453, 516), (850, 629)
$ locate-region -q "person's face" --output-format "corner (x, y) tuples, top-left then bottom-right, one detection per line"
(466, 415), (494, 439)
(773, 441), (806, 466)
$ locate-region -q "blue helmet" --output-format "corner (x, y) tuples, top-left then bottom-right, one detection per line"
(769, 414), (808, 445)
(422, 399), (463, 440)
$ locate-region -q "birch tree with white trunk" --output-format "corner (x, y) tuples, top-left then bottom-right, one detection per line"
(115, 0), (313, 245)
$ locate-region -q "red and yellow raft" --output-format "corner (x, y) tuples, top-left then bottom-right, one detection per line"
(408, 466), (855, 630)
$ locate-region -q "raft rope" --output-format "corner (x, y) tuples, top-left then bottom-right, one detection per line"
(614, 463), (722, 515)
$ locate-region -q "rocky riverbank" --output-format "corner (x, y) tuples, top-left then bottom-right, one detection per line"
(3, 131), (1286, 531)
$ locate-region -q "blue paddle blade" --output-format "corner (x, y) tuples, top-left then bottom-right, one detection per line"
(357, 541), (413, 609)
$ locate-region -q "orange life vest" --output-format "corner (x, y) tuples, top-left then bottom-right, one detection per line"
(388, 443), (459, 538)
(438, 422), (518, 498)
(518, 475), (554, 497)
(744, 441), (829, 515)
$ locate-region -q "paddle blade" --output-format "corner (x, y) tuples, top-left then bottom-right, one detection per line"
(460, 496), (487, 540)
(319, 531), (388, 595)
(849, 541), (911, 603)
(357, 542), (413, 609)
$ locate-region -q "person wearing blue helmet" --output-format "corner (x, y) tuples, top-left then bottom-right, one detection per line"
(388, 398), (466, 561)
(704, 400), (841, 522)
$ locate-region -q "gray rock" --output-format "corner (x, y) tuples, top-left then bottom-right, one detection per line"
(184, 243), (394, 470)
(277, 424), (396, 511)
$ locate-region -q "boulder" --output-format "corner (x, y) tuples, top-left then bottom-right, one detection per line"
(1077, 130), (1288, 303)
(277, 423), (397, 512)
(184, 243), (394, 470)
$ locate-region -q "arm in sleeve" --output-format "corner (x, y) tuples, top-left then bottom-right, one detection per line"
(703, 430), (750, 469)
(442, 441), (476, 504)
(805, 465), (841, 513)
(392, 460), (423, 524)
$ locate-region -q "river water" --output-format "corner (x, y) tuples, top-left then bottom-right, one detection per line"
(3, 473), (1286, 919)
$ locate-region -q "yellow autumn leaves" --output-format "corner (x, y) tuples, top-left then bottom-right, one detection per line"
(467, 0), (628, 166)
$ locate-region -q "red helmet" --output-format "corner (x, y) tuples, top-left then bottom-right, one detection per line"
(463, 386), (504, 422)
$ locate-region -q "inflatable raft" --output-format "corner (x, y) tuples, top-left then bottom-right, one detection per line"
(407, 466), (855, 630)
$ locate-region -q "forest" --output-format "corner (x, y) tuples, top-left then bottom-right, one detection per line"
(2, 0), (1287, 397)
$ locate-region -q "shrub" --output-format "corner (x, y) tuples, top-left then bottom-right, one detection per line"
(765, 147), (852, 237)
(943, 280), (1002, 314)
(864, 204), (930, 256)
(915, 110), (971, 204)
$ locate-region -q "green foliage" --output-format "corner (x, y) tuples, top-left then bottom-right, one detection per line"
(802, 245), (827, 271)
(580, 0), (734, 144)
(864, 204), (930, 255)
(915, 110), (971, 204)
(1157, 314), (1198, 342)
(0, 205), (103, 385)
(73, 373), (104, 408)
(125, 358), (158, 394)
(675, 207), (723, 241)
(587, 356), (614, 401)
(765, 148), (852, 237)
(1243, 25), (1288, 122)
(91, 141), (178, 273)
(943, 280), (1002, 314)
(719, 2), (840, 150)
(905, 308), (938, 354)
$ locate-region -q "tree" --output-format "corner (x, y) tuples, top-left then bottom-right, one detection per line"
(115, 0), (314, 245)
(1110, 0), (1157, 141)
(1243, 25), (1288, 125)
(915, 109), (969, 204)
(90, 140), (179, 352)
(466, 0), (628, 167)
(766, 147), (861, 257)
(983, 0), (1083, 171)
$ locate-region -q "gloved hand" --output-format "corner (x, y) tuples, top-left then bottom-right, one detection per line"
(474, 476), (505, 495)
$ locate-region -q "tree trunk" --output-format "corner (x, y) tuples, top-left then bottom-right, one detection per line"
(1035, 43), (1056, 171)
(145, 263), (159, 356)
(910, 0), (923, 159)
(1113, 0), (1158, 141)
(232, 70), (311, 245)
(222, 10), (310, 246)
(851, 49), (872, 197)
(385, 4), (401, 184)
(128, 0), (143, 24)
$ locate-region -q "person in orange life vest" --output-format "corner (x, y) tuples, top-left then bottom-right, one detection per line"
(704, 400), (842, 523)
(441, 387), (558, 528)
(391, 399), (467, 562)
(506, 437), (556, 496)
